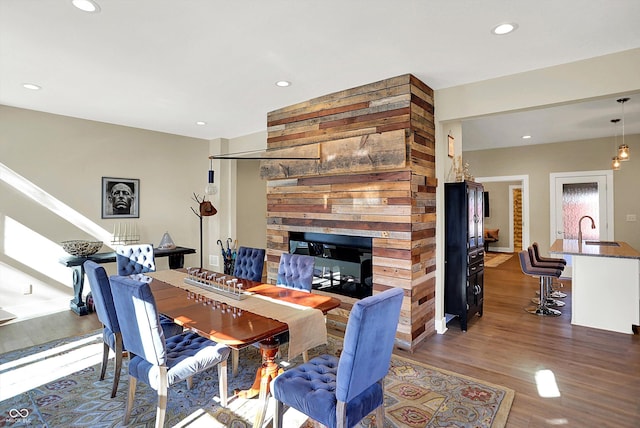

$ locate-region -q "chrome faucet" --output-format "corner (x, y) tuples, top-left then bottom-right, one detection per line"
(578, 215), (596, 245)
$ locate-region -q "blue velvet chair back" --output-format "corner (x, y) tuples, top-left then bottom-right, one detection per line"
(84, 260), (120, 335)
(116, 244), (155, 275)
(272, 287), (404, 428)
(109, 275), (167, 366)
(276, 253), (314, 291)
(336, 287), (404, 403)
(232, 246), (265, 282)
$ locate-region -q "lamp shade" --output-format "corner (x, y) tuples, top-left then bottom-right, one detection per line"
(612, 156), (621, 170)
(205, 169), (218, 195)
(618, 144), (630, 161)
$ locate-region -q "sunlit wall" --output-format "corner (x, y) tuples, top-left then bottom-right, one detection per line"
(0, 106), (208, 321)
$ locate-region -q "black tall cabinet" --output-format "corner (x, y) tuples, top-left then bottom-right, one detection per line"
(444, 181), (485, 331)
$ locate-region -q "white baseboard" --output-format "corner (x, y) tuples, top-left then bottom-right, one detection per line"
(435, 316), (448, 334)
(487, 246), (511, 253)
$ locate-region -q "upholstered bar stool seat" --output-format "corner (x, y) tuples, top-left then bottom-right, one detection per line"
(527, 247), (565, 308)
(518, 250), (563, 316)
(532, 242), (567, 299)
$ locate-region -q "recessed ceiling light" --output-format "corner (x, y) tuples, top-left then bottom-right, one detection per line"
(23, 83), (41, 90)
(71, 0), (101, 13)
(275, 80), (291, 87)
(196, 121), (207, 126)
(522, 135), (532, 139)
(491, 23), (518, 35)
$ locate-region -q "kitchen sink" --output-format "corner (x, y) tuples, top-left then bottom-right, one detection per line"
(584, 240), (620, 246)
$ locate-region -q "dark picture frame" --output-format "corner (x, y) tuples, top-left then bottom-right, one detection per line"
(101, 177), (140, 219)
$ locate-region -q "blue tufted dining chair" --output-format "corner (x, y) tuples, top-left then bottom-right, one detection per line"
(109, 275), (231, 428)
(229, 246), (265, 375)
(232, 246), (265, 282)
(84, 261), (183, 398)
(231, 253), (315, 376)
(116, 243), (155, 275)
(276, 253), (315, 291)
(272, 287), (404, 428)
(84, 260), (125, 398)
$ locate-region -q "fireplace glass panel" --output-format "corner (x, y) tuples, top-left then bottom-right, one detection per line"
(289, 232), (372, 299)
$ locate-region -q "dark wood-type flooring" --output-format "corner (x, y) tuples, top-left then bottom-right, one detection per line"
(1, 254), (639, 427)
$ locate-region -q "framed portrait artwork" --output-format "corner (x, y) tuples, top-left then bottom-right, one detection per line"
(102, 177), (140, 218)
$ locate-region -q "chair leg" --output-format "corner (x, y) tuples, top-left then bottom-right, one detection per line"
(336, 401), (347, 428)
(273, 399), (284, 428)
(124, 376), (137, 425)
(375, 379), (385, 428)
(99, 341), (109, 381)
(232, 348), (239, 377)
(375, 405), (385, 428)
(186, 376), (193, 390)
(302, 350), (309, 363)
(111, 333), (123, 398)
(218, 359), (228, 407)
(155, 366), (168, 428)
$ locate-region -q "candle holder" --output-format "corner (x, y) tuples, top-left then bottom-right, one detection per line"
(184, 267), (248, 300)
(111, 222), (141, 245)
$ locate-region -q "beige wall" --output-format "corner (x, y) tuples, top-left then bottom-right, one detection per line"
(463, 135), (640, 252)
(0, 106), (208, 320)
(236, 160), (267, 250)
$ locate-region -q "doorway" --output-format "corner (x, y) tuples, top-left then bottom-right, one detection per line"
(549, 170), (613, 243)
(549, 170), (614, 277)
(475, 175), (530, 253)
(510, 185), (523, 252)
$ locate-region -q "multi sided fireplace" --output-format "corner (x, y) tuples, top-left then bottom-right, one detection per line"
(289, 232), (372, 299)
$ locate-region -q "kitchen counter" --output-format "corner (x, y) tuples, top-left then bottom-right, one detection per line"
(550, 239), (639, 334)
(549, 239), (640, 259)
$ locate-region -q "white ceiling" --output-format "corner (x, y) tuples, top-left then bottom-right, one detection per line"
(1, 0), (640, 150)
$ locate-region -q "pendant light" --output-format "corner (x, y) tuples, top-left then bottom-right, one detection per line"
(612, 156), (621, 170)
(611, 118), (621, 171)
(205, 159), (218, 195)
(617, 98), (630, 161)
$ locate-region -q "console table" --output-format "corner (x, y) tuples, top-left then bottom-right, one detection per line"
(59, 246), (196, 315)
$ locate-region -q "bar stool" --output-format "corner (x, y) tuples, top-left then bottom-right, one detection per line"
(532, 242), (567, 298)
(527, 247), (565, 308)
(518, 250), (563, 316)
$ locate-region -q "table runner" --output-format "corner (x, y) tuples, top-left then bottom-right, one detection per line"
(146, 270), (327, 359)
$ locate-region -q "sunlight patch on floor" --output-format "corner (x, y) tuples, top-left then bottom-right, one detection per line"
(0, 333), (102, 401)
(535, 369), (561, 398)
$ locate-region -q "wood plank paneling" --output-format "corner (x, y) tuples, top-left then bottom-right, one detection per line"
(264, 74), (435, 351)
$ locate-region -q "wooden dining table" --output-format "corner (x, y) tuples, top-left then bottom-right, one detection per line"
(145, 269), (341, 427)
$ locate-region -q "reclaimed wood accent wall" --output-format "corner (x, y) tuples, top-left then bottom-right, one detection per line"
(262, 74), (436, 351)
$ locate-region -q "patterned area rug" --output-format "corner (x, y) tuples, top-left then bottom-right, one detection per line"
(0, 331), (513, 427)
(484, 253), (513, 268)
